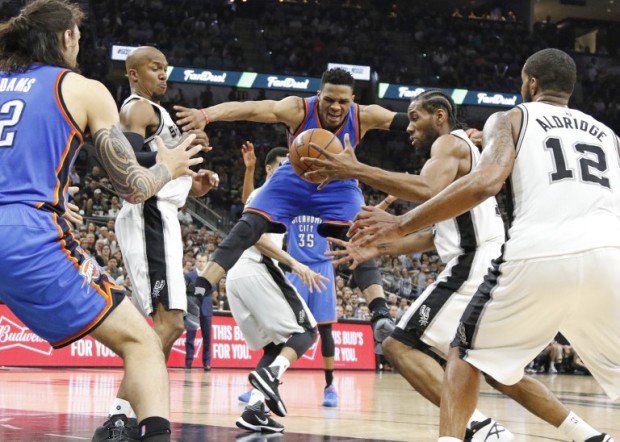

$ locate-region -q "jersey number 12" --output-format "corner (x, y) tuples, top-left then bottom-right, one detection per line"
(544, 137), (610, 189)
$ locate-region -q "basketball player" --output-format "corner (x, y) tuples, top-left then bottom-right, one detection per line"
(0, 2), (202, 441)
(349, 49), (619, 442)
(93, 46), (219, 440)
(174, 70), (411, 367)
(227, 147), (327, 431)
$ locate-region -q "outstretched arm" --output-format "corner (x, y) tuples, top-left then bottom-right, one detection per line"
(174, 95), (305, 132)
(349, 109), (520, 244)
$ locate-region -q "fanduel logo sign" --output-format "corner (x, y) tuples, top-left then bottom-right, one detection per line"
(183, 70), (227, 83)
(267, 76), (309, 90)
(398, 87), (426, 98)
(477, 93), (518, 106)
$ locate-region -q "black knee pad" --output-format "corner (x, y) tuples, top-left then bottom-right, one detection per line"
(352, 258), (382, 291)
(257, 342), (284, 369)
(318, 324), (335, 358)
(286, 328), (318, 359)
(210, 212), (270, 271)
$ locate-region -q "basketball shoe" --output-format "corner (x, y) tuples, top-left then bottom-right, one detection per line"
(465, 418), (514, 441)
(236, 401), (284, 433)
(585, 435), (614, 442)
(249, 367), (287, 417)
(322, 385), (338, 407)
(371, 309), (395, 343)
(91, 414), (139, 442)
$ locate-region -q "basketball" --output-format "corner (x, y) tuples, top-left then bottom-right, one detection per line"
(289, 128), (344, 183)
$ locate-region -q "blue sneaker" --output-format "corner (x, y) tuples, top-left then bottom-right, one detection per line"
(238, 389), (252, 403)
(322, 385), (338, 407)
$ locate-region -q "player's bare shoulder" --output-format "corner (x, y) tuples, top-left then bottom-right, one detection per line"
(119, 98), (159, 133)
(59, 73), (114, 133)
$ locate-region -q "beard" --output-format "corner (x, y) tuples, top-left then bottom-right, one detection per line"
(522, 88), (532, 103)
(151, 92), (165, 102)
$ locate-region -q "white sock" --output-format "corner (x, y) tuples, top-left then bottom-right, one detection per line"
(438, 437), (461, 442)
(109, 398), (135, 418)
(467, 409), (489, 427)
(269, 355), (291, 379)
(249, 389), (265, 405)
(558, 411), (600, 441)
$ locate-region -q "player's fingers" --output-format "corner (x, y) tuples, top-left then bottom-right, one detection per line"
(317, 177), (333, 191)
(154, 135), (166, 151)
(173, 105), (188, 112)
(307, 142), (333, 158)
(303, 169), (324, 179)
(331, 255), (352, 266)
(68, 186), (79, 196)
(188, 157), (204, 167)
(343, 133), (352, 149)
(326, 237), (348, 248)
(349, 259), (360, 270)
(300, 156), (327, 167)
(325, 249), (347, 257)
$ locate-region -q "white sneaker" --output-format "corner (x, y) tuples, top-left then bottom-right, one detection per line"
(465, 418), (515, 441)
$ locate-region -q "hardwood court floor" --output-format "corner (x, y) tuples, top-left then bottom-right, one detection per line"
(0, 367), (617, 441)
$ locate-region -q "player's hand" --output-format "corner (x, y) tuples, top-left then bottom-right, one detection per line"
(186, 129), (211, 151)
(301, 133), (361, 190)
(326, 237), (380, 270)
(291, 262), (329, 293)
(155, 134), (203, 179)
(174, 105), (209, 132)
(62, 186), (83, 228)
(241, 141), (256, 169)
(348, 205), (403, 245)
(191, 170), (220, 197)
(466, 128), (483, 148)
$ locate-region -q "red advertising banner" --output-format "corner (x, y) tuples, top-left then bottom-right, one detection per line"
(0, 306), (375, 370)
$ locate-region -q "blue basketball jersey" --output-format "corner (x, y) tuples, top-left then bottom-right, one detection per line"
(0, 65), (84, 215)
(288, 95), (360, 148)
(287, 215), (330, 264)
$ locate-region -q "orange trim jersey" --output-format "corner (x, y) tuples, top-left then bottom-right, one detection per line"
(0, 65), (84, 214)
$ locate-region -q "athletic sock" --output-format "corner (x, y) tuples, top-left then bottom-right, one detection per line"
(138, 416), (170, 441)
(268, 355), (291, 380)
(248, 388), (265, 405)
(438, 437), (461, 442)
(109, 398), (135, 418)
(558, 411), (600, 441)
(324, 369), (334, 388)
(368, 296), (388, 314)
(467, 409), (489, 427)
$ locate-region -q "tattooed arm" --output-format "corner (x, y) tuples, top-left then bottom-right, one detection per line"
(60, 75), (203, 204)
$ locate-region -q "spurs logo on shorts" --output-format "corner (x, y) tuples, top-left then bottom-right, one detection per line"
(152, 280), (166, 299)
(298, 309), (306, 325)
(418, 305), (431, 327)
(457, 322), (467, 346)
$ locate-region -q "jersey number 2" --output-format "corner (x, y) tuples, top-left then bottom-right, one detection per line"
(545, 137), (610, 188)
(0, 100), (25, 148)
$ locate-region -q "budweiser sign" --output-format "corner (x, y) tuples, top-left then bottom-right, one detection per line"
(0, 316), (52, 355)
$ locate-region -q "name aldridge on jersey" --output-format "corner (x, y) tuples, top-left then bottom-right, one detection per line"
(120, 94), (192, 208)
(505, 102), (620, 261)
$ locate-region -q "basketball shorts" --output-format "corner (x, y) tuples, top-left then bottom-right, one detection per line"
(244, 161), (364, 228)
(0, 204), (125, 348)
(287, 260), (337, 323)
(116, 198), (186, 317)
(455, 247), (620, 400)
(392, 241), (502, 359)
(226, 256), (316, 351)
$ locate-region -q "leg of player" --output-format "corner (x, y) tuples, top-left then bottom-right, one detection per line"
(249, 330), (318, 417)
(439, 347), (481, 441)
(90, 298), (171, 442)
(195, 213), (271, 294)
(485, 375), (611, 441)
(318, 324), (338, 407)
(151, 304), (185, 361)
(237, 343), (285, 433)
(383, 338), (513, 441)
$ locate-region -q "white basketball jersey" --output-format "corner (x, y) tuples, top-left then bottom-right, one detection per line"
(433, 129), (505, 263)
(120, 94), (192, 208)
(504, 102), (620, 260)
(238, 187), (285, 263)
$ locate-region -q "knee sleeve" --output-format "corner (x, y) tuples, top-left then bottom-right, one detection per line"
(318, 324), (335, 358)
(210, 213), (270, 271)
(285, 328), (318, 359)
(257, 342), (284, 369)
(352, 258), (382, 291)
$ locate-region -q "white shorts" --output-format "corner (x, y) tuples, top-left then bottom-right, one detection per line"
(226, 256), (316, 351)
(394, 241), (502, 359)
(457, 247), (620, 400)
(115, 199), (187, 317)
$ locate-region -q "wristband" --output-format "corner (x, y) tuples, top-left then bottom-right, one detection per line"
(200, 109), (210, 125)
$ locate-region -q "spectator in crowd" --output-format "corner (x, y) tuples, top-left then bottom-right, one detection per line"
(184, 254), (213, 371)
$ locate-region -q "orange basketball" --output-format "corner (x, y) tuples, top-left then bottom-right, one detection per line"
(289, 128), (343, 183)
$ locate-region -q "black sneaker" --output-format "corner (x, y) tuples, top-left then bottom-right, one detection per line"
(370, 308), (395, 343)
(585, 434), (614, 442)
(91, 414), (139, 442)
(236, 401), (285, 433)
(249, 367), (287, 417)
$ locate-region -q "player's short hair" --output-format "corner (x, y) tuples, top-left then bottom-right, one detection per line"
(413, 89), (464, 130)
(320, 68), (355, 89)
(0, 0), (84, 73)
(523, 48), (576, 94)
(265, 147), (288, 167)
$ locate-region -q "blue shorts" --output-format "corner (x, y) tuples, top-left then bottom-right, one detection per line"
(245, 161), (364, 228)
(287, 260), (336, 323)
(0, 204), (125, 348)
